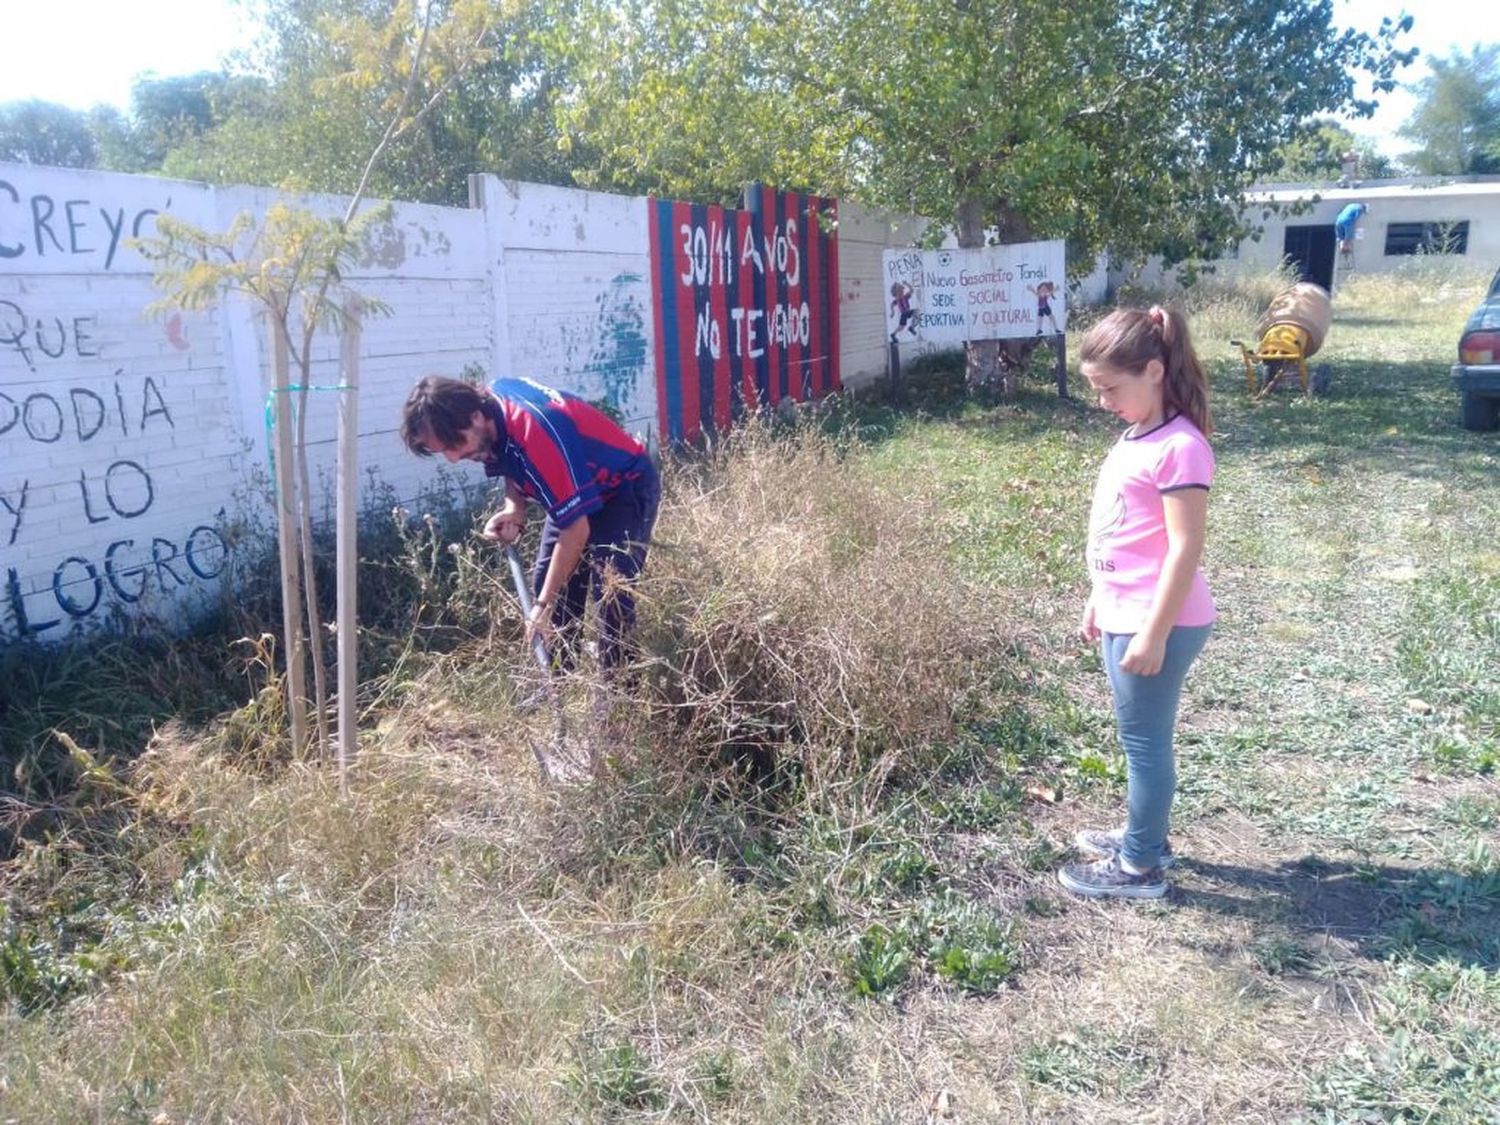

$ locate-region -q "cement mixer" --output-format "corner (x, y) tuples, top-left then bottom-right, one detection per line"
(1232, 282), (1332, 397)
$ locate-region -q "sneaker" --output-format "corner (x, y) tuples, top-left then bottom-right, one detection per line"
(1057, 854), (1167, 900)
(1074, 827), (1176, 870)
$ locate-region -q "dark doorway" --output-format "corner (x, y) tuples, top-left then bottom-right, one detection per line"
(1283, 225), (1335, 291)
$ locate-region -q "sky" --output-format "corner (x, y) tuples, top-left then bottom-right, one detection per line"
(1333, 0), (1500, 158)
(0, 0), (261, 112)
(0, 0), (1494, 163)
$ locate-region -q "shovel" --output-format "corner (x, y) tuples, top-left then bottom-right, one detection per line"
(502, 544), (580, 780)
(504, 543), (553, 678)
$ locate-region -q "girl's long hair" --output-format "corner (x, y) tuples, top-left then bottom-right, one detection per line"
(1080, 306), (1212, 436)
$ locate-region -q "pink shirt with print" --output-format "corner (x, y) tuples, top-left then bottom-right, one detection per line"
(1086, 413), (1215, 635)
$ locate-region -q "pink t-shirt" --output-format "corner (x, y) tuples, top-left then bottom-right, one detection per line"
(1086, 413), (1215, 634)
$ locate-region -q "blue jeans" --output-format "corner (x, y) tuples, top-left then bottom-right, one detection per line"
(1100, 624), (1212, 870)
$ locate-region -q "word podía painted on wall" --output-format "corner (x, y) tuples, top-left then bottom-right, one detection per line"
(649, 184), (840, 443)
(1, 373), (173, 445)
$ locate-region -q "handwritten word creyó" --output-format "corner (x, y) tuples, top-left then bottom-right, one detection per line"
(0, 181), (164, 271)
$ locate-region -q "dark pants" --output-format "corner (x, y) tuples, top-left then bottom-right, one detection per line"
(532, 461), (660, 674)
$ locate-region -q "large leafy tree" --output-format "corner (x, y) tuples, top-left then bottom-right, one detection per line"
(1399, 45), (1500, 175)
(1271, 118), (1400, 182)
(545, 0), (1414, 391)
(129, 72), (269, 168)
(164, 0), (574, 203)
(0, 75), (261, 176)
(75, 73), (269, 174)
(0, 100), (97, 167)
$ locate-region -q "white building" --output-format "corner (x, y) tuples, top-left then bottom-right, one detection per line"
(1240, 176), (1500, 290)
(1114, 176), (1500, 295)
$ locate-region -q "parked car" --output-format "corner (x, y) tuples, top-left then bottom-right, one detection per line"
(1455, 266), (1500, 430)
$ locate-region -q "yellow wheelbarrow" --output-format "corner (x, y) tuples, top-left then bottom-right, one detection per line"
(1231, 282), (1332, 398)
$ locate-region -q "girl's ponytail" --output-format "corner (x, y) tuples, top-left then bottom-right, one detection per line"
(1152, 306), (1212, 437)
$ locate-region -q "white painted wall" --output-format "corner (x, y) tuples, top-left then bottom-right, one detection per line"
(228, 185), (495, 526)
(834, 201), (934, 388)
(1, 167), (241, 641)
(471, 176), (657, 439)
(1, 163), (930, 643)
(0, 165), (499, 642)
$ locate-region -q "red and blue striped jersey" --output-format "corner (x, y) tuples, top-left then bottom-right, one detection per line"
(480, 378), (650, 527)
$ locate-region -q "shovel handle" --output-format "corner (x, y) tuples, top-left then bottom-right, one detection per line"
(504, 544), (552, 672)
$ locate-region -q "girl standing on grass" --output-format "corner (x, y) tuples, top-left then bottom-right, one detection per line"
(1059, 305), (1215, 900)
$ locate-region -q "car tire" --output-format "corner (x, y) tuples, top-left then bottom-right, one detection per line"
(1460, 390), (1500, 431)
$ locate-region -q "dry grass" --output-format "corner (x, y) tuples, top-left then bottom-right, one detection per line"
(629, 418), (1011, 805)
(0, 416), (1021, 1122)
(4, 270), (1498, 1122)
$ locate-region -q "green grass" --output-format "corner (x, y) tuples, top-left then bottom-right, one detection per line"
(2, 267), (1498, 1122)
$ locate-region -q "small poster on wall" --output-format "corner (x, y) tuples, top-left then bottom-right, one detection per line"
(882, 241), (1067, 345)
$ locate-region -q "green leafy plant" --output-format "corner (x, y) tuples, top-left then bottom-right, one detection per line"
(848, 923), (913, 997)
(565, 1041), (665, 1111)
(916, 896), (1017, 995)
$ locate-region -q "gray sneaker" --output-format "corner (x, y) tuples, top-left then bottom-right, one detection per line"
(1074, 827), (1176, 870)
(1057, 854), (1168, 900)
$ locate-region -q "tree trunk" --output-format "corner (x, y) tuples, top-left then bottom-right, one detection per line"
(955, 197), (1000, 398)
(995, 203), (1040, 398)
(295, 373), (331, 759)
(957, 196), (1044, 399)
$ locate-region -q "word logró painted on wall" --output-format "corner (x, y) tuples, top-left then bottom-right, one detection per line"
(649, 184), (840, 442)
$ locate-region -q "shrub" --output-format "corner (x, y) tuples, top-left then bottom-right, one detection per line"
(627, 417), (1011, 808)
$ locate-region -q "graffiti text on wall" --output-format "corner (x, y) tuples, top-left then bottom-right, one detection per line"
(0, 180), (167, 271)
(648, 184), (840, 443)
(1, 294), (229, 642)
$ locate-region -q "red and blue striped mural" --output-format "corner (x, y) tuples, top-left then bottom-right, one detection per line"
(649, 185), (840, 443)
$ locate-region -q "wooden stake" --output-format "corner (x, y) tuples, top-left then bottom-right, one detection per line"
(1054, 332), (1069, 399)
(335, 297), (363, 789)
(271, 319), (310, 755)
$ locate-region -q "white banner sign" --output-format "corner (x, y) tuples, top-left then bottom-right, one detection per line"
(882, 240), (1067, 344)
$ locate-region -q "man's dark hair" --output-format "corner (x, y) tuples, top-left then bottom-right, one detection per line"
(400, 375), (488, 456)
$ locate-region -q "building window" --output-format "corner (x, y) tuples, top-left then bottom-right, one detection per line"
(1384, 221), (1470, 256)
